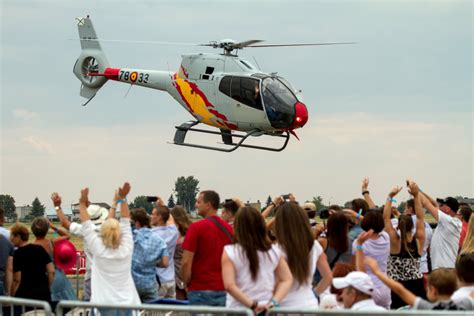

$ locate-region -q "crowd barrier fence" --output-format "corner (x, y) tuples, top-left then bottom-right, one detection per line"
(0, 296), (52, 315)
(266, 307), (473, 316)
(56, 300), (253, 316)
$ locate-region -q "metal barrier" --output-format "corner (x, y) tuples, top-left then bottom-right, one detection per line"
(266, 307), (473, 315)
(0, 296), (52, 315)
(56, 300), (253, 316)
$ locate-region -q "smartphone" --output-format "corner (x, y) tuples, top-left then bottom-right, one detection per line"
(146, 196), (158, 203)
(282, 194), (290, 201)
(224, 198), (233, 203)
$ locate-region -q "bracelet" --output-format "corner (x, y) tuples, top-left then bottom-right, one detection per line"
(387, 197), (397, 203)
(110, 205), (117, 210)
(356, 209), (362, 220)
(250, 299), (258, 310)
(270, 298), (280, 308)
(362, 190), (370, 196)
(356, 244), (363, 249)
(116, 198), (127, 203)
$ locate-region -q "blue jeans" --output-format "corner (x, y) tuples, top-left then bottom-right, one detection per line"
(187, 291), (226, 306)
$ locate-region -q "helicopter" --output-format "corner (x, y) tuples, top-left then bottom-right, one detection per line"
(73, 16), (353, 152)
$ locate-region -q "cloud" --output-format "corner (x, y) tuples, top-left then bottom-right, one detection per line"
(13, 109), (39, 121)
(22, 136), (55, 155)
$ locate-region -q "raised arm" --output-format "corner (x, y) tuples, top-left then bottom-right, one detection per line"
(361, 178), (377, 209)
(408, 180), (425, 256)
(108, 190), (120, 219)
(117, 182), (131, 219)
(384, 186), (402, 248)
(79, 188), (91, 223)
(420, 189), (439, 222)
(261, 196), (283, 219)
(51, 192), (72, 230)
(420, 190), (438, 209)
(49, 221), (70, 243)
(355, 229), (375, 272)
(365, 257), (417, 306)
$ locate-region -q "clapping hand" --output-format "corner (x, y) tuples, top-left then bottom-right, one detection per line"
(80, 188), (89, 205)
(388, 186), (402, 198)
(117, 182), (131, 199)
(51, 192), (62, 207)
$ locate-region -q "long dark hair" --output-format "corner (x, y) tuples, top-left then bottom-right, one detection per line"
(275, 202), (314, 285)
(234, 206), (272, 281)
(327, 212), (349, 253)
(398, 214), (414, 252)
(171, 206), (192, 236)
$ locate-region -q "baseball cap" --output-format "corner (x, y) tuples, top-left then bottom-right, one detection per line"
(332, 271), (374, 296)
(436, 197), (459, 212)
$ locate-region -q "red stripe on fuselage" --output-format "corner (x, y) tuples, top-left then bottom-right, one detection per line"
(173, 73), (194, 113)
(104, 68), (120, 81)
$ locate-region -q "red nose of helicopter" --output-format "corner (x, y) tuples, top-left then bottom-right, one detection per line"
(291, 101), (308, 129)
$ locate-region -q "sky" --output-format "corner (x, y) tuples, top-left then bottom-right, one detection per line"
(1, 0), (472, 210)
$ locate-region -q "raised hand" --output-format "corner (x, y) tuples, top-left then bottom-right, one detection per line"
(388, 186), (402, 198)
(80, 188), (89, 205)
(361, 177), (369, 192)
(117, 182), (131, 199)
(407, 179), (420, 197)
(288, 193), (296, 203)
(232, 197), (245, 208)
(357, 229), (375, 246)
(156, 196), (165, 206)
(51, 192), (62, 207)
(273, 196), (284, 206)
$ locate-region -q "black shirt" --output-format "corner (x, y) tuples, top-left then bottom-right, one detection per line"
(13, 244), (52, 302)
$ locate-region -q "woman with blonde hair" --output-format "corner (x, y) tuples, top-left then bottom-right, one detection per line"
(460, 213), (474, 254)
(79, 182), (140, 308)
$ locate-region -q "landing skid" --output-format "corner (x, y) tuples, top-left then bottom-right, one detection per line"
(172, 121), (290, 152)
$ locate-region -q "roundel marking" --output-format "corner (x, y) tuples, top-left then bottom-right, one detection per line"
(130, 72), (138, 82)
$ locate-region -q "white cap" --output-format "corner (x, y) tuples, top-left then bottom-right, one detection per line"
(332, 271), (374, 296)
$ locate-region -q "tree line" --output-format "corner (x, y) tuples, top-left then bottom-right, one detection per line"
(0, 175), (201, 219)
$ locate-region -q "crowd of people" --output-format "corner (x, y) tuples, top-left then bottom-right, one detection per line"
(0, 178), (473, 314)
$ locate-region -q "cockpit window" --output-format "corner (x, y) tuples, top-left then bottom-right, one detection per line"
(219, 76), (263, 111)
(261, 77), (297, 129)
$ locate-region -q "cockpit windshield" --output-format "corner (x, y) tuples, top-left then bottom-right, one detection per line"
(261, 77), (297, 129)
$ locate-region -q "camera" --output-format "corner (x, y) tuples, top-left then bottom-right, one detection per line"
(319, 208), (330, 220)
(146, 196), (158, 203)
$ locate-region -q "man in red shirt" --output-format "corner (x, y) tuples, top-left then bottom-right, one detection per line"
(182, 190), (234, 306)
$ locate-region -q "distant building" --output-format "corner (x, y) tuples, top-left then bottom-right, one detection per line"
(47, 214), (59, 221)
(459, 197), (474, 208)
(71, 202), (111, 221)
(15, 205), (32, 221)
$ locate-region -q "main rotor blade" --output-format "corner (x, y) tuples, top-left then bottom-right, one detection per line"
(233, 40), (264, 49)
(246, 42), (357, 48)
(70, 39), (202, 46)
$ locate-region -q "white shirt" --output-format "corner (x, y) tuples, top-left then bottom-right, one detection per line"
(70, 221), (100, 280)
(0, 226), (10, 239)
(451, 286), (474, 302)
(430, 210), (462, 269)
(279, 241), (322, 308)
(224, 243), (282, 308)
(351, 299), (386, 311)
(81, 218), (140, 305)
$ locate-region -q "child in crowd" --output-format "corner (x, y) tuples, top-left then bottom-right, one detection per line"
(365, 257), (473, 310)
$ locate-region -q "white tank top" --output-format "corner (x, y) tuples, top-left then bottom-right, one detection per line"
(279, 241), (323, 308)
(224, 243), (282, 307)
